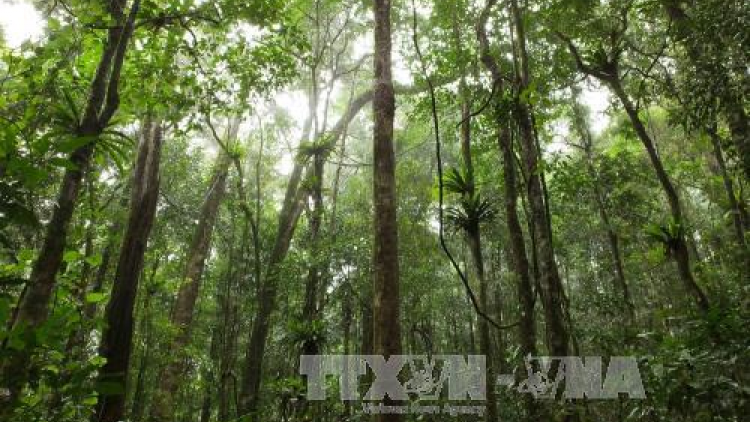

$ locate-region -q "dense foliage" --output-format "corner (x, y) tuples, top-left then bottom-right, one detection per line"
(0, 0), (747, 421)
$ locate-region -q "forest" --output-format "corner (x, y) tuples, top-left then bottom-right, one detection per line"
(0, 0), (747, 421)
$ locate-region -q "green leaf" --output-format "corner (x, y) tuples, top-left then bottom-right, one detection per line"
(85, 292), (107, 303)
(49, 156), (79, 170)
(82, 396), (99, 406)
(85, 254), (103, 267)
(58, 135), (96, 153)
(63, 250), (81, 263)
(90, 355), (107, 367)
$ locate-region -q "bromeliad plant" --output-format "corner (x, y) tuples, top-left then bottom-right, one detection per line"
(444, 166), (495, 236)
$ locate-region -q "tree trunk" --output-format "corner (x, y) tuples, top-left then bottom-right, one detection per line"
(454, 20), (497, 415)
(372, 1), (402, 421)
(237, 163), (308, 416)
(570, 93), (636, 323)
(301, 152), (325, 356)
(708, 129), (748, 255)
(237, 99), (316, 416)
(235, 52), (411, 417)
(150, 152), (230, 422)
(509, 0), (569, 357)
(476, 2), (538, 418)
(93, 117), (163, 422)
(1, 0), (139, 403)
(129, 262), (159, 422)
(609, 80), (710, 312)
(498, 122), (538, 360)
(341, 283), (353, 419)
(469, 232), (498, 422)
(724, 95), (750, 181)
(217, 209), (243, 422)
(661, 0), (750, 181)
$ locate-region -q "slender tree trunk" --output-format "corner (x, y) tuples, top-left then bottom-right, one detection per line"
(93, 118), (163, 422)
(236, 60), (394, 418)
(499, 123), (539, 362)
(201, 335), (218, 422)
(467, 293), (477, 353)
(237, 133), (312, 418)
(609, 80), (710, 312)
(217, 213), (243, 422)
(342, 283), (353, 419)
(724, 95), (750, 181)
(509, 0), (570, 359)
(372, 2), (402, 421)
(570, 94), (636, 323)
(476, 2), (538, 418)
(454, 22), (497, 415)
(518, 105), (570, 353)
(468, 232), (498, 422)
(237, 69), (321, 414)
(150, 153), (230, 422)
(129, 263), (158, 422)
(708, 129), (748, 254)
(452, 10), (474, 191)
(301, 152), (325, 356)
(361, 301), (374, 357)
(237, 186), (307, 416)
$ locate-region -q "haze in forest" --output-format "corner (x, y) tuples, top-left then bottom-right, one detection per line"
(0, 1), (746, 422)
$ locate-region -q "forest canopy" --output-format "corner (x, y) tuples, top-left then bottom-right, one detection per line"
(0, 0), (747, 421)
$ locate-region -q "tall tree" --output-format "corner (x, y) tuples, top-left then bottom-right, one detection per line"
(94, 118), (163, 422)
(509, 0), (571, 359)
(475, 2), (538, 418)
(1, 0), (141, 402)
(372, 1), (402, 422)
(149, 152), (230, 422)
(558, 28), (711, 312)
(569, 90), (635, 324)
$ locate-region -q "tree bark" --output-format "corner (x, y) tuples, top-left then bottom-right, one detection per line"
(93, 117), (162, 422)
(476, 2), (538, 418)
(469, 232), (498, 422)
(301, 152), (325, 356)
(372, 1), (402, 422)
(510, 0), (570, 359)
